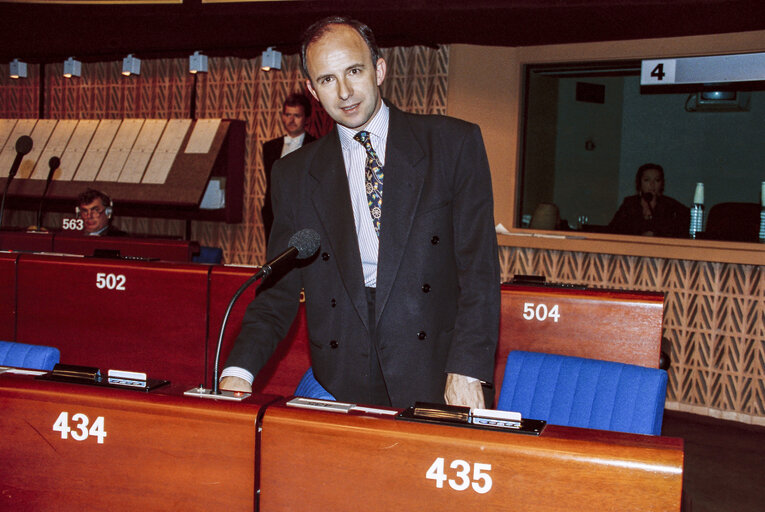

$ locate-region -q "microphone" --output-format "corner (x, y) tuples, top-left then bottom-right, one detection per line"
(642, 192), (654, 218)
(0, 135), (34, 228)
(35, 156), (61, 229)
(8, 135), (33, 181)
(185, 228), (321, 399)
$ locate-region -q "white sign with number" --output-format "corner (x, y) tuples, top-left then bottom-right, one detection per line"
(641, 59), (677, 85)
(62, 218), (84, 230)
(426, 457), (493, 494)
(53, 411), (107, 444)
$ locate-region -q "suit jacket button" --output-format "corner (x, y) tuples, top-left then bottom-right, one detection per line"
(330, 298), (336, 307)
(417, 331), (427, 340)
(422, 283), (431, 293)
(322, 252), (330, 261)
(330, 340), (339, 349)
(431, 236), (439, 245)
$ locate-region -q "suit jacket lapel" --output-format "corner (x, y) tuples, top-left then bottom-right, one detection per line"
(375, 105), (426, 323)
(309, 129), (370, 329)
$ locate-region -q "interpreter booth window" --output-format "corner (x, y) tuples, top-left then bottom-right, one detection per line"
(518, 60), (765, 243)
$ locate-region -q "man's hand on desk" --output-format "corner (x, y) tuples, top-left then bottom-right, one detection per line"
(444, 373), (485, 410)
(219, 376), (252, 393)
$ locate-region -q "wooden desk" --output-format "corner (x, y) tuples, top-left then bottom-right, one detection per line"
(15, 253), (209, 385)
(1, 373), (684, 512)
(0, 252), (17, 341)
(53, 232), (200, 261)
(0, 229), (54, 252)
(494, 284), (664, 403)
(0, 372), (273, 511)
(260, 399), (684, 511)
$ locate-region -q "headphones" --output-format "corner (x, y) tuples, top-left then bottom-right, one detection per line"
(76, 194), (113, 219)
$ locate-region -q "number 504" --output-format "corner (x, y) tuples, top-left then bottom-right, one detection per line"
(522, 302), (560, 322)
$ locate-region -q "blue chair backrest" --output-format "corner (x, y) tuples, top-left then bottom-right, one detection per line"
(497, 351), (667, 435)
(294, 367), (336, 401)
(0, 341), (60, 371)
(193, 246), (223, 264)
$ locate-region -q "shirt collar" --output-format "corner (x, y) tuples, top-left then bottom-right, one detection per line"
(284, 132), (305, 145)
(338, 101), (390, 151)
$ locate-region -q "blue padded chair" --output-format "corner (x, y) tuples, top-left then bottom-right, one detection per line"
(497, 351), (667, 435)
(0, 341), (60, 371)
(193, 246), (224, 264)
(294, 367), (336, 400)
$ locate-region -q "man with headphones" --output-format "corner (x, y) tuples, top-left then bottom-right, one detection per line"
(76, 189), (127, 236)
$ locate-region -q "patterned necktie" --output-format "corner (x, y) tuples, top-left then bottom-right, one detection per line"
(354, 131), (384, 236)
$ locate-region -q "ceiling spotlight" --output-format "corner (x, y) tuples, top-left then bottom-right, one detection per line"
(189, 51), (208, 74)
(261, 47), (281, 71)
(122, 54), (141, 76)
(63, 57), (81, 78)
(10, 59), (27, 79)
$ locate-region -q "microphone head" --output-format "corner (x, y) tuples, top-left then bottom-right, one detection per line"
(289, 228), (320, 259)
(15, 135), (33, 155)
(48, 156), (61, 169)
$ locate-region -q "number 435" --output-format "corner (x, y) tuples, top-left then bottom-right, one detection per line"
(426, 457), (492, 494)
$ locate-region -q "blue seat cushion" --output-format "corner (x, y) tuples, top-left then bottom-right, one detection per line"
(497, 351), (667, 435)
(294, 367), (336, 400)
(0, 341), (60, 371)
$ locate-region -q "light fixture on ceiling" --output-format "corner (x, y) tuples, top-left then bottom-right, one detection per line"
(122, 54), (141, 76)
(63, 57), (81, 78)
(189, 51), (208, 74)
(261, 47), (281, 71)
(10, 59), (27, 79)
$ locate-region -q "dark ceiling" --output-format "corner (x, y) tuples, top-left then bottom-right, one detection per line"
(2, 0), (765, 63)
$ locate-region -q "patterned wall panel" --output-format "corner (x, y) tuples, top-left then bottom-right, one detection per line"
(499, 245), (765, 425)
(0, 63), (40, 118)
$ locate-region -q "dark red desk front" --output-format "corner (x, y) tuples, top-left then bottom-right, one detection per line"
(0, 372), (271, 511)
(0, 252), (17, 341)
(0, 372), (684, 512)
(14, 253), (209, 385)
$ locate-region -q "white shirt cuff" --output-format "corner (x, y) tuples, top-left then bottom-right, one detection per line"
(220, 366), (254, 384)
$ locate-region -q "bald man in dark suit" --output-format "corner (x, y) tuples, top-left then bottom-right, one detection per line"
(223, 16), (499, 409)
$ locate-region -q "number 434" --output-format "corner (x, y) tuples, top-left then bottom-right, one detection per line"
(52, 411), (107, 444)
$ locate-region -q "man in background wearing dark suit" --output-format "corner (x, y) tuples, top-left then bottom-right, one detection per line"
(261, 93), (316, 242)
(222, 16), (499, 409)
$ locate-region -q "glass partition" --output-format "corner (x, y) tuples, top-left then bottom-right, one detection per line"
(518, 60), (764, 244)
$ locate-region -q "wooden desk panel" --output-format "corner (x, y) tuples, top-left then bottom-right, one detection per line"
(53, 232), (200, 261)
(209, 266), (310, 395)
(15, 254), (209, 385)
(494, 284), (664, 404)
(260, 402), (684, 512)
(0, 229), (54, 252)
(0, 373), (270, 512)
(0, 252), (17, 341)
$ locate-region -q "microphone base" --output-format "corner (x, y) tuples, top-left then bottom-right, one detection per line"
(184, 386), (250, 401)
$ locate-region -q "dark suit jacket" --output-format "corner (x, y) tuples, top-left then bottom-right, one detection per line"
(261, 132), (316, 242)
(608, 194), (690, 238)
(227, 103), (500, 407)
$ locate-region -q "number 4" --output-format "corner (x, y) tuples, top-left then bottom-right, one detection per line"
(53, 411), (71, 439)
(651, 63), (666, 81)
(426, 457), (448, 488)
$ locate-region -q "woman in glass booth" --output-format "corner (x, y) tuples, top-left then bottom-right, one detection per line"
(608, 163), (690, 238)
